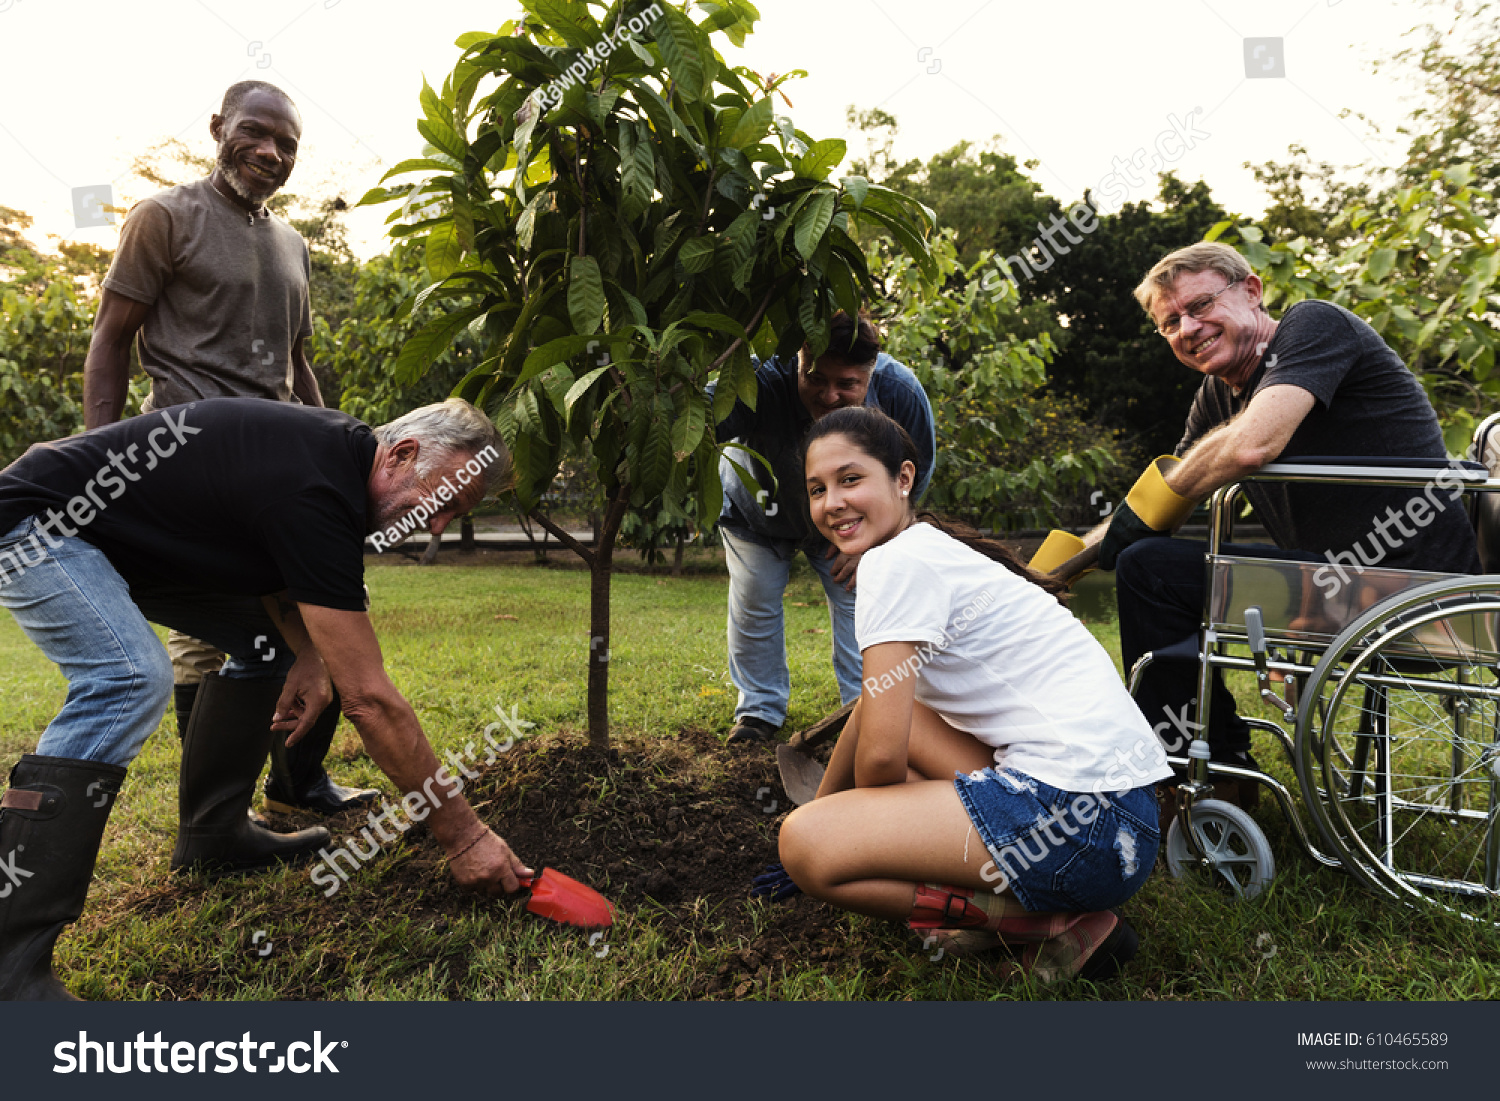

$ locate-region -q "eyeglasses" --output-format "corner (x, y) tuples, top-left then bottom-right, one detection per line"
(1156, 279), (1243, 338)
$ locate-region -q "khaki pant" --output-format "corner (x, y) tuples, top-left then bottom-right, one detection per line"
(167, 631), (224, 686)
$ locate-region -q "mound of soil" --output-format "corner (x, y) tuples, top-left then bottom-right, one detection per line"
(132, 729), (860, 1000)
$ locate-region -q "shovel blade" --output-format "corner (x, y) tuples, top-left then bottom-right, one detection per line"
(776, 743), (825, 807)
(521, 868), (615, 929)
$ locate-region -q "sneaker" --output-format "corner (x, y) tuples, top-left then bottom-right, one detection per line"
(727, 716), (779, 744)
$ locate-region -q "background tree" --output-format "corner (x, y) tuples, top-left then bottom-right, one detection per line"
(1031, 175), (1236, 460)
(364, 1), (936, 746)
(871, 229), (1128, 531)
(1217, 165), (1500, 454)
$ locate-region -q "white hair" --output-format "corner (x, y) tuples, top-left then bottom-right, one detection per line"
(373, 398), (511, 493)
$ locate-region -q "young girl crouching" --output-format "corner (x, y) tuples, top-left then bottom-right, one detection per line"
(774, 406), (1171, 982)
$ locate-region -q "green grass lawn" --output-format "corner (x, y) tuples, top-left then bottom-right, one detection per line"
(3, 552), (1499, 1000)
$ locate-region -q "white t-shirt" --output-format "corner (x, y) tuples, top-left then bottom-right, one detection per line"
(856, 523), (1172, 794)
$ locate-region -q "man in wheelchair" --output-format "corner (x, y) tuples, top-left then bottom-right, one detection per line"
(1088, 241), (1480, 804)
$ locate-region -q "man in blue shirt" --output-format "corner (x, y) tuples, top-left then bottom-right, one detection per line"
(711, 312), (935, 743)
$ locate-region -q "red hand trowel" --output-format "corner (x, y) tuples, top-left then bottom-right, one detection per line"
(517, 869), (615, 929)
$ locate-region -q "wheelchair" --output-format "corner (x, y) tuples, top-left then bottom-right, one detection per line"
(1126, 412), (1500, 925)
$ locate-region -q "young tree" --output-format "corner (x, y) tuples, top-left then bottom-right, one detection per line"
(362, 1), (935, 746)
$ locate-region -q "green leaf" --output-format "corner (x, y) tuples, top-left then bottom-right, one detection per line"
(393, 304), (484, 384)
(520, 334), (602, 382)
(671, 392), (707, 461)
(417, 116), (466, 162)
(1204, 219), (1235, 243)
(1366, 248), (1398, 282)
(695, 436), (724, 529)
(840, 174), (869, 210)
(656, 8), (705, 102)
(378, 158), (461, 182)
(564, 364), (612, 413)
(679, 237), (716, 273)
(425, 221), (464, 280)
(728, 97), (774, 149)
(794, 138), (845, 181)
(794, 192), (836, 262)
(568, 255), (605, 334)
(636, 404), (675, 499)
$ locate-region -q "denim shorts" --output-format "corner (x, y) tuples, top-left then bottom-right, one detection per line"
(953, 766), (1161, 913)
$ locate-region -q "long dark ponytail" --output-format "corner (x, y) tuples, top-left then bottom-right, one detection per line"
(804, 407), (1067, 604)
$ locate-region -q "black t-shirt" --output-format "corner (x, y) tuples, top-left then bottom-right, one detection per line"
(0, 399), (378, 610)
(1176, 300), (1480, 574)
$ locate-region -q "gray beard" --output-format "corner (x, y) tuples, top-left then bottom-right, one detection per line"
(215, 144), (274, 205)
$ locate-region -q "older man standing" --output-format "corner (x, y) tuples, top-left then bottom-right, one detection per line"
(83, 79), (375, 819)
(1090, 242), (1478, 786)
(712, 312), (935, 744)
(0, 398), (527, 1000)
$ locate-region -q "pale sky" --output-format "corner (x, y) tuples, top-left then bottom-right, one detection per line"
(0, 0), (1445, 259)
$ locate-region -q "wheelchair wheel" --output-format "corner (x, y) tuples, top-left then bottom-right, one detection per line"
(1295, 577), (1500, 922)
(1165, 799), (1275, 899)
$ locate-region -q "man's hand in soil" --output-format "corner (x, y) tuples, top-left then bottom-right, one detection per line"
(751, 861), (802, 902)
(449, 828), (532, 896)
(825, 546), (860, 592)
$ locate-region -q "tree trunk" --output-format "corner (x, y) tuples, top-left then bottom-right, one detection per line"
(672, 531), (686, 577)
(420, 531), (441, 565)
(586, 486), (632, 749)
(460, 513), (475, 552)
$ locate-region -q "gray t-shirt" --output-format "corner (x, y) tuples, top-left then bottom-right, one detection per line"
(102, 178), (312, 408)
(1176, 299), (1479, 574)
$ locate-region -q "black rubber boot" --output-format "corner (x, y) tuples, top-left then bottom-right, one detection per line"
(263, 692), (378, 816)
(173, 682), (201, 738)
(170, 675), (330, 876)
(0, 755), (126, 1000)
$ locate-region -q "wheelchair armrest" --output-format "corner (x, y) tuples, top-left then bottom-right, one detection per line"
(1250, 457), (1488, 488)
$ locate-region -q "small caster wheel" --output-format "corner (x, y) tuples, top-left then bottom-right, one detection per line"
(1165, 798), (1275, 899)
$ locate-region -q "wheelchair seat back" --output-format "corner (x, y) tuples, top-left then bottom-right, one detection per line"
(1470, 411), (1500, 573)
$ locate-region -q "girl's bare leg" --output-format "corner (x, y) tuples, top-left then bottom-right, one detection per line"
(782, 703), (999, 918)
(780, 781), (994, 917)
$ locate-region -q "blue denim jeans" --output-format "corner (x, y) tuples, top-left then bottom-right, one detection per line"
(721, 527), (861, 727)
(0, 516), (293, 766)
(953, 766), (1161, 913)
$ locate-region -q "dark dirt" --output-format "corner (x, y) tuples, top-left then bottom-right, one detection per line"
(125, 728), (865, 1000)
